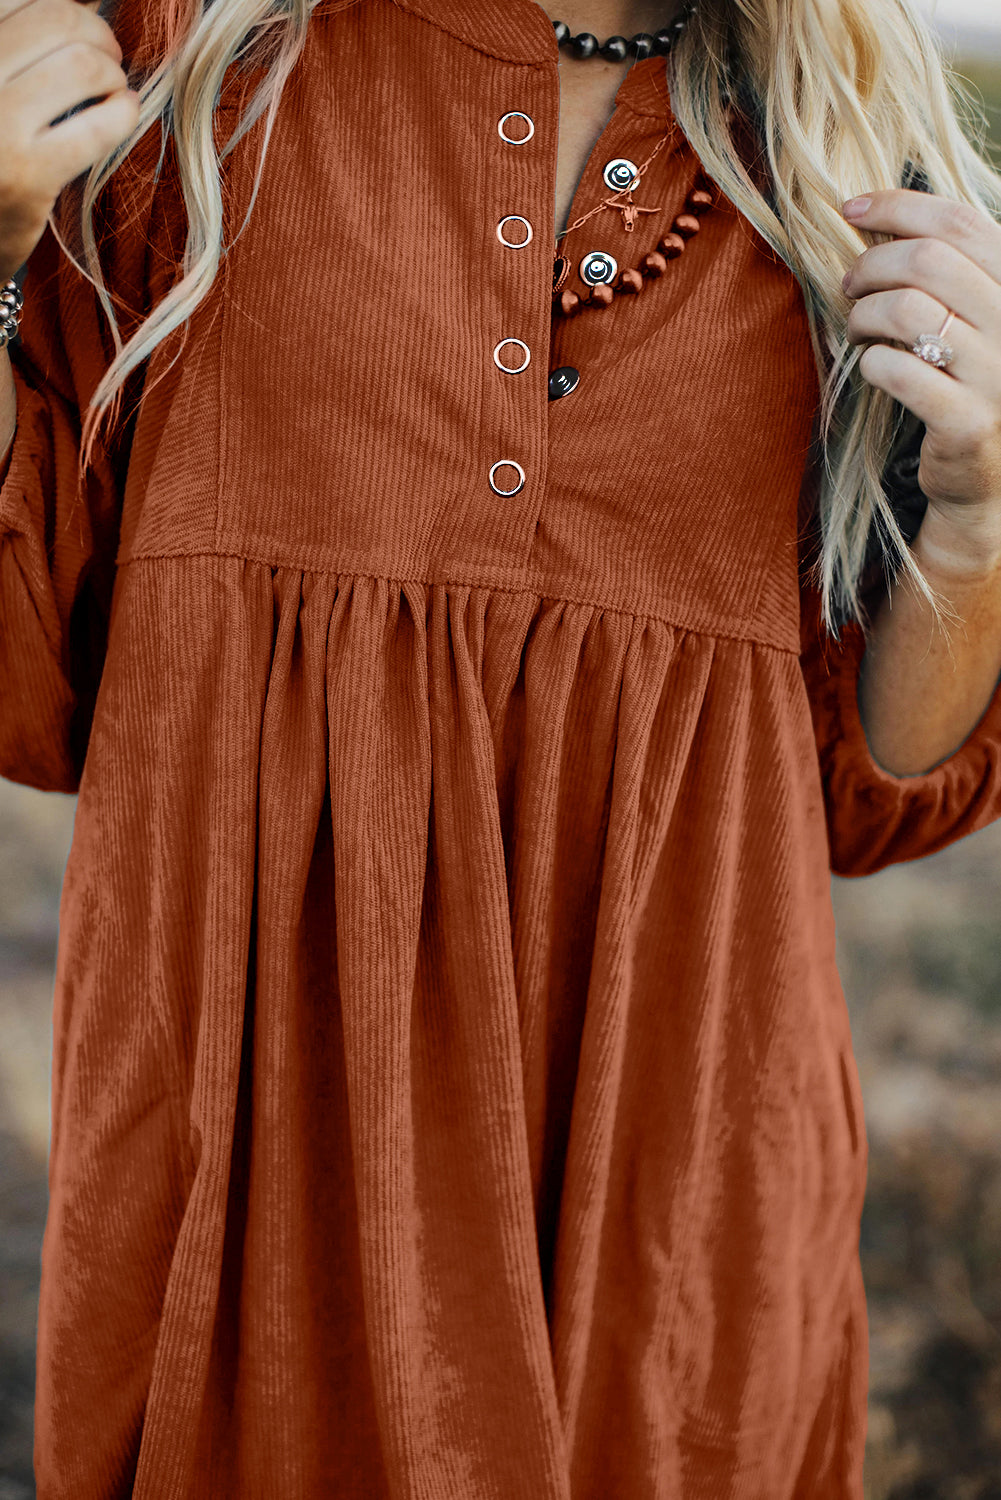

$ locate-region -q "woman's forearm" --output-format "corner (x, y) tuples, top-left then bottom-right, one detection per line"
(857, 513), (1001, 777)
(0, 347), (16, 476)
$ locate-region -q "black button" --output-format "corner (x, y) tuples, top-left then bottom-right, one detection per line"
(548, 366), (580, 401)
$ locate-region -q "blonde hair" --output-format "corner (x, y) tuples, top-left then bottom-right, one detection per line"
(51, 0), (1001, 638)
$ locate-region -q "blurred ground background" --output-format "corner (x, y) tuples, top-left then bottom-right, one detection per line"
(3, 23), (1001, 1500)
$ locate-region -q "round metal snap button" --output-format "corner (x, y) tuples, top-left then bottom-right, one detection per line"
(497, 111), (535, 144)
(548, 366), (580, 401)
(579, 250), (617, 286)
(602, 157), (640, 192)
(489, 460), (526, 497)
(493, 338), (531, 373)
(496, 215), (533, 248)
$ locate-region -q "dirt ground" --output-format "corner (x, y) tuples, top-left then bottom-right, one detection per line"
(1, 771), (1000, 1498)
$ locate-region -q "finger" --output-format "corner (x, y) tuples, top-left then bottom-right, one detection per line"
(34, 52), (133, 137)
(844, 286), (988, 385)
(844, 234), (1001, 342)
(0, 0), (125, 85)
(843, 189), (1001, 295)
(856, 341), (995, 442)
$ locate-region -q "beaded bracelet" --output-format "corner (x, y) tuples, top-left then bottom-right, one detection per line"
(0, 278), (23, 349)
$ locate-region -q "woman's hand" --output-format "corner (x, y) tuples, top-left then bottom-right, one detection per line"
(0, 0), (139, 282)
(841, 188), (1001, 575)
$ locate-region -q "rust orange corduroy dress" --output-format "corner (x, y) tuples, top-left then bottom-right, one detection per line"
(3, 0), (1001, 1494)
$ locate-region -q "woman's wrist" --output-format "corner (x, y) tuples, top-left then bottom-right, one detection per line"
(0, 347), (17, 473)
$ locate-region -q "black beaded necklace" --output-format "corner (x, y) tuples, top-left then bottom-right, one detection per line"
(552, 1), (697, 61)
(549, 2), (715, 320)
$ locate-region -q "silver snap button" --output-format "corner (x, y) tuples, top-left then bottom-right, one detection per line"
(496, 215), (533, 248)
(497, 111), (535, 144)
(579, 250), (617, 286)
(493, 338), (531, 374)
(489, 460), (526, 497)
(602, 158), (640, 192)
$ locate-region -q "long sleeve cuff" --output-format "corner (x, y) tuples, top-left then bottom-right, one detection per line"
(800, 581), (1001, 876)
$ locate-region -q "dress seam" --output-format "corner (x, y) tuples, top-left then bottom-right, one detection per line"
(115, 550), (803, 652)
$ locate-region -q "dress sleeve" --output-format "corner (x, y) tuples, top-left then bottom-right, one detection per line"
(0, 0), (254, 794)
(0, 0), (192, 793)
(0, 197), (144, 794)
(797, 442), (1001, 878)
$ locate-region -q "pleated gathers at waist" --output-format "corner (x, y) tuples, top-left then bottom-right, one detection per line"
(37, 552), (868, 1495)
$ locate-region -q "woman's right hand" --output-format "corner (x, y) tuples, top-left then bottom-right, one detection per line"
(0, 0), (140, 282)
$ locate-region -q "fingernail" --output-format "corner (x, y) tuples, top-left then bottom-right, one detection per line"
(842, 196), (872, 219)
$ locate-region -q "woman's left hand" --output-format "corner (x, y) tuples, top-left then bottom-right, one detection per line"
(841, 188), (1001, 562)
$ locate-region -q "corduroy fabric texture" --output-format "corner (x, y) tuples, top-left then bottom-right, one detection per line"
(3, 0), (1001, 1494)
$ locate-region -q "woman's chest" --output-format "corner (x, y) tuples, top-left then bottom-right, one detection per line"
(121, 14), (818, 649)
(553, 67), (632, 238)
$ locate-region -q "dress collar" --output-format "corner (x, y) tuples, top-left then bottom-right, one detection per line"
(378, 0), (674, 117)
(385, 0), (557, 62)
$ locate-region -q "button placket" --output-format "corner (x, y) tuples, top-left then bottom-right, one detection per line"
(491, 108), (537, 498)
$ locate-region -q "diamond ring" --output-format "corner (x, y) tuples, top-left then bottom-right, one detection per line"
(912, 309), (956, 370)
